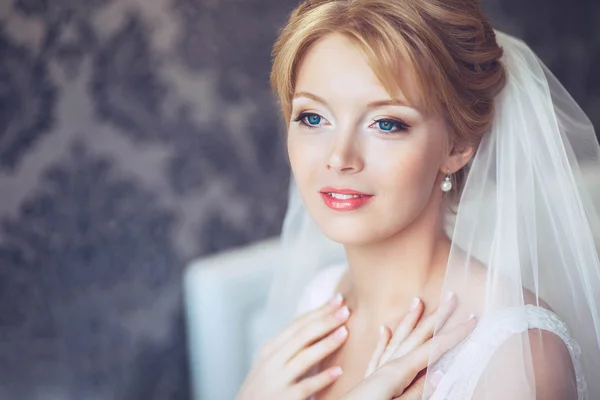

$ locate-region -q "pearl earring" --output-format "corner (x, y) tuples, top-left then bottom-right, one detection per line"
(441, 171), (453, 192)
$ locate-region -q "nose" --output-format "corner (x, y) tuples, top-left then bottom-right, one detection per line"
(326, 133), (364, 174)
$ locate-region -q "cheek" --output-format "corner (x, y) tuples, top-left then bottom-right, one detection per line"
(287, 132), (308, 178)
(371, 142), (440, 201)
(287, 131), (324, 191)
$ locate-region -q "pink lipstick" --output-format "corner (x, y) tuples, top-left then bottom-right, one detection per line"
(320, 187), (374, 211)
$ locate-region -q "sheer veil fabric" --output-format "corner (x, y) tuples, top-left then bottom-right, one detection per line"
(260, 31), (600, 399)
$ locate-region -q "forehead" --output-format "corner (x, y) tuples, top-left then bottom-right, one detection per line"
(294, 33), (421, 107)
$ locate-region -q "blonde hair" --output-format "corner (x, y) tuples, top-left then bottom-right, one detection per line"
(270, 0), (507, 200)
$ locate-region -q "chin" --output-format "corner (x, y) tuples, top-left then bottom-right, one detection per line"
(314, 214), (399, 246)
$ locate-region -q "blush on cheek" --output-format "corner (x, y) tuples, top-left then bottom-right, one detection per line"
(381, 159), (439, 216)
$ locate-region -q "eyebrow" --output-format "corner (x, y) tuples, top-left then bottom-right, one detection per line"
(293, 91), (416, 111)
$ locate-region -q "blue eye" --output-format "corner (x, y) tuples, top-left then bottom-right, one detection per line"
(378, 120), (395, 131)
(293, 112), (324, 129)
(372, 118), (410, 134)
(307, 114), (321, 125)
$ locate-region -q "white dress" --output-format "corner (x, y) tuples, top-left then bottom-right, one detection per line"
(296, 265), (587, 400)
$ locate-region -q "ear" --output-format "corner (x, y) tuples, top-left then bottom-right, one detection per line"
(441, 144), (475, 174)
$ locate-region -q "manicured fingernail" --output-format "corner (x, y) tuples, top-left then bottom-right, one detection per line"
(329, 366), (343, 378)
(335, 306), (350, 320)
(334, 326), (348, 340)
(468, 313), (477, 321)
(330, 293), (343, 306)
(444, 291), (454, 302)
(429, 370), (444, 387)
(379, 325), (390, 340)
(409, 297), (421, 311)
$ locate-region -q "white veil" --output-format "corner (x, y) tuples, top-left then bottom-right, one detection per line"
(261, 30), (600, 399)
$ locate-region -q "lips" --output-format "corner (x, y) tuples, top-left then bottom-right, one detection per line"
(320, 187), (373, 211)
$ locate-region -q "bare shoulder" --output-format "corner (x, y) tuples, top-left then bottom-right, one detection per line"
(522, 290), (577, 397)
(472, 327), (578, 399)
(527, 328), (579, 399)
(450, 254), (578, 398)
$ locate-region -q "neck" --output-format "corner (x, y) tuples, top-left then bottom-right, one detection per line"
(343, 198), (450, 321)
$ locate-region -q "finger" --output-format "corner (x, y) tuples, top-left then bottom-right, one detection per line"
(365, 325), (392, 377)
(266, 293), (344, 354)
(395, 374), (427, 400)
(395, 370), (443, 400)
(379, 298), (423, 365)
(260, 293), (345, 360)
(290, 366), (343, 400)
(284, 325), (349, 382)
(278, 303), (351, 364)
(383, 316), (476, 398)
(427, 316), (476, 363)
(390, 292), (456, 361)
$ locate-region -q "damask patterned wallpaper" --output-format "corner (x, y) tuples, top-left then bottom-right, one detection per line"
(0, 0), (598, 399)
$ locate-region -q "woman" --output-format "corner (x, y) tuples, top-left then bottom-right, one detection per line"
(238, 0), (600, 399)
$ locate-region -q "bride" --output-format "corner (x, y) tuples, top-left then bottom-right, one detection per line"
(237, 0), (600, 399)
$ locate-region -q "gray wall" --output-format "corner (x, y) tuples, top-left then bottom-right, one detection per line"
(0, 0), (598, 399)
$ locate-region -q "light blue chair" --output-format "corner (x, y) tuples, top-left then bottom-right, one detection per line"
(184, 238), (280, 400)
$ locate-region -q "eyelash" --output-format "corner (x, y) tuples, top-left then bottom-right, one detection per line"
(293, 112), (410, 134)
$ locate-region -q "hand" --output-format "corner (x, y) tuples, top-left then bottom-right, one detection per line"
(343, 293), (476, 400)
(237, 293), (350, 400)
(365, 292), (457, 377)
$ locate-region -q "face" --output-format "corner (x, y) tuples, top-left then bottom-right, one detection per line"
(288, 33), (463, 245)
